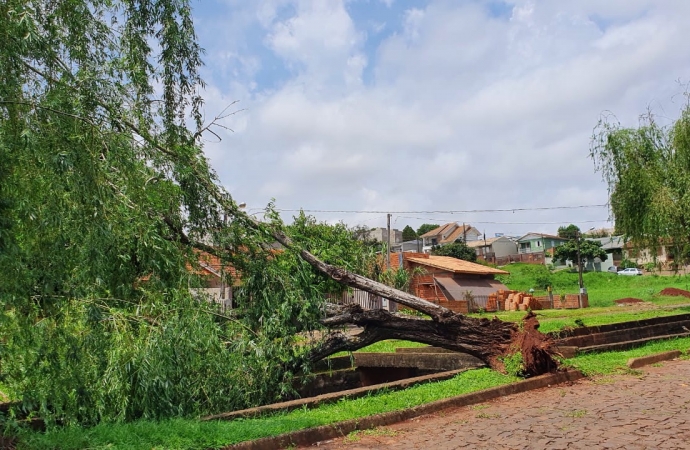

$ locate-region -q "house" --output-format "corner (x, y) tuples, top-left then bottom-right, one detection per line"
(188, 251), (239, 310)
(390, 252), (509, 309)
(366, 227), (402, 244)
(622, 239), (681, 269)
(390, 239), (423, 253)
(586, 236), (624, 272)
(465, 236), (518, 262)
(420, 223), (481, 253)
(517, 233), (569, 254)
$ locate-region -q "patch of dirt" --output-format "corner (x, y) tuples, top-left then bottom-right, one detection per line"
(659, 288), (690, 298)
(614, 298), (644, 305)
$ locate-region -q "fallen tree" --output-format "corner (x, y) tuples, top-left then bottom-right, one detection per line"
(1, 0), (558, 426)
(268, 229), (559, 376)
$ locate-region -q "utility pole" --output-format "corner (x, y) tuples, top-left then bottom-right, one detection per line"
(576, 231), (583, 308)
(386, 213), (392, 270)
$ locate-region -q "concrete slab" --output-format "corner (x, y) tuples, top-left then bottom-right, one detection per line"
(354, 352), (484, 371)
(627, 350), (683, 368)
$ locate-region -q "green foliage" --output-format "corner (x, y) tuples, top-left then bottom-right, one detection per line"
(0, 0), (348, 427)
(402, 225), (417, 241)
(285, 211), (378, 294)
(18, 369), (517, 449)
(499, 351), (525, 377)
(620, 258), (638, 269)
(431, 242), (477, 262)
(553, 240), (608, 265)
(591, 101), (690, 264)
(534, 273), (553, 290)
(557, 224), (581, 240)
(416, 224), (439, 237)
(377, 266), (425, 293)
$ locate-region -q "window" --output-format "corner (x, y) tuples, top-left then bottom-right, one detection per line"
(536, 240), (541, 247)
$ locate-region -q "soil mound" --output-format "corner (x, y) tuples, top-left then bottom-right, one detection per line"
(659, 288), (690, 298)
(615, 298), (644, 305)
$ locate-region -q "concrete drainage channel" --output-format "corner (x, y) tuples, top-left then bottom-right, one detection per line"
(204, 349), (485, 421)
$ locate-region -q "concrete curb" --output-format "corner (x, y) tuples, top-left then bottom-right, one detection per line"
(627, 350), (684, 369)
(203, 369), (467, 421)
(220, 369), (584, 450)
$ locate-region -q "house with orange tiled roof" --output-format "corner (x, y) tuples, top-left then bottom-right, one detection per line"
(419, 223), (481, 253)
(389, 252), (509, 312)
(187, 250), (240, 310)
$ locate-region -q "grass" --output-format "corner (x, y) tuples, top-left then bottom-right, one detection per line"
(16, 369), (517, 450)
(355, 339), (428, 353)
(564, 336), (690, 376)
(473, 305), (690, 334)
(496, 263), (690, 308)
(13, 338), (690, 450)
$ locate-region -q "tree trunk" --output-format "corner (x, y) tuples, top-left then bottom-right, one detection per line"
(310, 304), (558, 376)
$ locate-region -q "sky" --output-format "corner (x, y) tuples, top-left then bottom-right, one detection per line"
(191, 0), (690, 238)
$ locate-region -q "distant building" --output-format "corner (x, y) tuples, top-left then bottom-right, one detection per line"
(390, 239), (423, 253)
(419, 223), (481, 253)
(367, 227), (403, 244)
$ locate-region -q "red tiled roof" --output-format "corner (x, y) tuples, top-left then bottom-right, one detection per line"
(405, 255), (508, 275)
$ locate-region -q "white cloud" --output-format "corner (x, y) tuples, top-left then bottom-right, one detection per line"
(197, 0), (690, 236)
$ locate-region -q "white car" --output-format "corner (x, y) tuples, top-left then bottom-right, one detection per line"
(618, 268), (643, 276)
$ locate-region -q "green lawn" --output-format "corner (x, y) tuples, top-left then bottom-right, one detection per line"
(496, 263), (690, 308)
(472, 305), (690, 334)
(565, 336), (690, 375)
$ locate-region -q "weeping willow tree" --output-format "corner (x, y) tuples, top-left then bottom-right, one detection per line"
(590, 99), (690, 265)
(0, 0), (333, 425)
(0, 0), (559, 427)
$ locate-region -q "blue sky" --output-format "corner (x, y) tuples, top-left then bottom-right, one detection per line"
(188, 0), (690, 237)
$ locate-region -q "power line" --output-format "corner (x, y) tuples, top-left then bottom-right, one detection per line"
(396, 216), (611, 225)
(273, 204), (608, 215)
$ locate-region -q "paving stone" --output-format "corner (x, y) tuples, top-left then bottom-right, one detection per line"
(305, 360), (690, 450)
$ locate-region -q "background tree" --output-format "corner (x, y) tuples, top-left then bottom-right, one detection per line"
(431, 242), (477, 262)
(557, 224), (581, 240)
(416, 223), (439, 236)
(591, 101), (690, 265)
(553, 240), (608, 266)
(402, 225), (417, 241)
(584, 228), (612, 238)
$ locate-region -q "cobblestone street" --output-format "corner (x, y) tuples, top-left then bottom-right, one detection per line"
(309, 359), (690, 450)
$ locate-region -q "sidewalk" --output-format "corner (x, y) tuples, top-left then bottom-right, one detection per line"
(310, 359), (690, 449)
